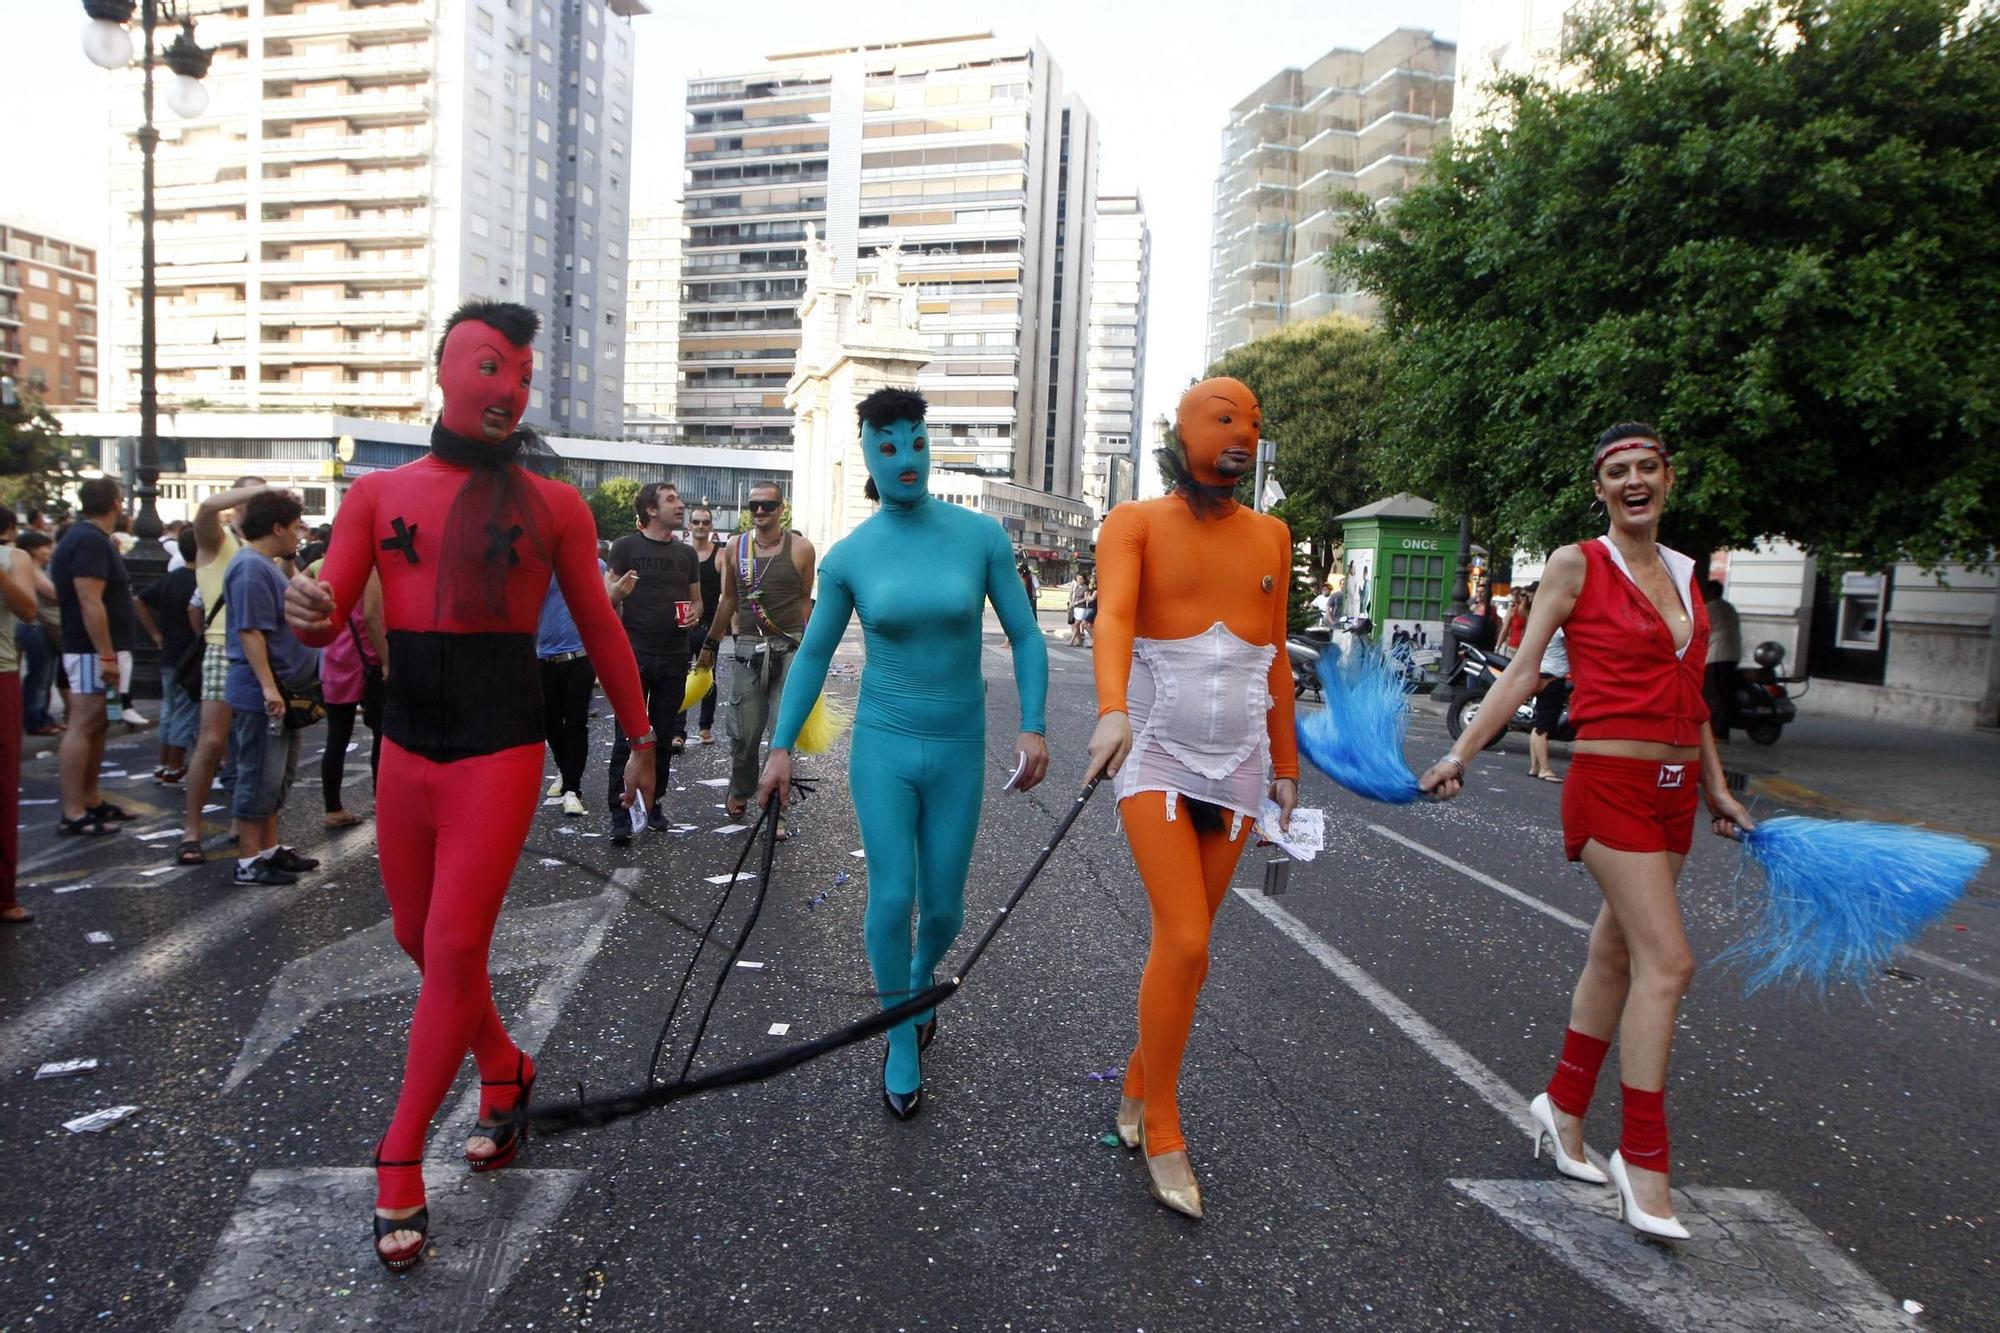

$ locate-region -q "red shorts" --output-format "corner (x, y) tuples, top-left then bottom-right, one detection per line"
(1561, 754), (1698, 862)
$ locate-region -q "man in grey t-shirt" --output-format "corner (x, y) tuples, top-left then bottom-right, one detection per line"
(604, 482), (700, 843)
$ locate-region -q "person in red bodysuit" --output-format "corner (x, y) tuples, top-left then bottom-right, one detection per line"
(284, 301), (655, 1271)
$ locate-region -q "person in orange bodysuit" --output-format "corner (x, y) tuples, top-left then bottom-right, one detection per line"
(1083, 377), (1298, 1218)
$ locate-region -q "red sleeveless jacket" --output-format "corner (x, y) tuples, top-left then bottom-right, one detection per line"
(1564, 537), (1711, 747)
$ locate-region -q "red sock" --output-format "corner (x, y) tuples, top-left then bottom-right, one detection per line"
(1619, 1084), (1670, 1173)
(1545, 1028), (1611, 1117)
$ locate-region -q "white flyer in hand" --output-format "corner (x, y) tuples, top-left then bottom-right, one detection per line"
(1257, 801), (1325, 862)
(1004, 750), (1028, 791)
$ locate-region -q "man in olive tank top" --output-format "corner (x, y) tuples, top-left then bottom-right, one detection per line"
(697, 481), (816, 817)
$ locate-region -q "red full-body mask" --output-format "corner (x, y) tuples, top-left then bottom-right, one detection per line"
(437, 319), (535, 443)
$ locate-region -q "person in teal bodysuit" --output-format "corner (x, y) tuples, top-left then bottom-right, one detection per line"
(758, 388), (1049, 1119)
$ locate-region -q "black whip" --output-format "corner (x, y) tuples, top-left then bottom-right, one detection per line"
(534, 778), (1100, 1133)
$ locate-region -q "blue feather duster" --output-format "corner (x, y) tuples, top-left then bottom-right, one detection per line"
(1295, 642), (1421, 804)
(1717, 817), (1988, 994)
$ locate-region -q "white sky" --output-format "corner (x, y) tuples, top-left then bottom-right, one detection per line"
(2, 0), (1460, 451)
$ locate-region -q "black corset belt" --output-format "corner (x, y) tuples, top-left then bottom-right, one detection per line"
(383, 629), (544, 762)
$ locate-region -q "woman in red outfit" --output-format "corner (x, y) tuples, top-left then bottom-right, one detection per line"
(285, 301), (655, 1271)
(1419, 423), (1754, 1241)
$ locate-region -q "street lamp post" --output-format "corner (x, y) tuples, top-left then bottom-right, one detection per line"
(82, 0), (209, 698)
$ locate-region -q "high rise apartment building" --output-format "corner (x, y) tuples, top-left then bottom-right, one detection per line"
(681, 32), (1099, 498)
(1081, 193), (1148, 519)
(0, 222), (99, 408)
(623, 198), (681, 434)
(103, 0), (645, 434)
(1204, 28), (1453, 365)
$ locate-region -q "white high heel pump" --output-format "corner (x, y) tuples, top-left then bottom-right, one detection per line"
(1608, 1151), (1691, 1241)
(1528, 1092), (1609, 1184)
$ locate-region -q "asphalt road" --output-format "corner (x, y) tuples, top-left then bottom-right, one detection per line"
(1, 617), (1994, 1332)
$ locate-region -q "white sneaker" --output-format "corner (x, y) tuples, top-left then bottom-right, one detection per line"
(561, 791), (586, 816)
(122, 708), (149, 726)
(548, 776), (564, 796)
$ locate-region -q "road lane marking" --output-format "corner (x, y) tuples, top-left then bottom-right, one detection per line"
(1233, 886), (1537, 1138)
(1365, 822), (1594, 931)
(1367, 823), (1999, 991)
(171, 1166), (586, 1333)
(226, 890), (626, 1092)
(1234, 886), (1917, 1331)
(425, 867), (634, 1162)
(0, 834), (380, 1073)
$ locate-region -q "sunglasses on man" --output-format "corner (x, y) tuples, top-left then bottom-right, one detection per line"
(746, 499), (782, 513)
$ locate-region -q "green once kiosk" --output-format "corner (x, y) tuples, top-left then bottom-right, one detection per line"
(1333, 493), (1462, 673)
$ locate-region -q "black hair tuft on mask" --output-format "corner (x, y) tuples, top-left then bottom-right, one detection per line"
(436, 299), (541, 366)
(856, 387), (928, 430)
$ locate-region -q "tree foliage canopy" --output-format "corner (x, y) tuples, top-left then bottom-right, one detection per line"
(1205, 314), (1387, 550)
(0, 384), (74, 515)
(1332, 0), (2000, 569)
(587, 477), (640, 542)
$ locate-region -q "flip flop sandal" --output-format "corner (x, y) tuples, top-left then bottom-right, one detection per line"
(1, 907), (33, 925)
(670, 736), (687, 754)
(175, 840), (207, 865)
(56, 812), (118, 837)
(91, 802), (137, 822)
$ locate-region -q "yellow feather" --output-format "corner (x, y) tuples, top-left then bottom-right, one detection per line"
(793, 692), (852, 755)
(680, 667), (714, 714)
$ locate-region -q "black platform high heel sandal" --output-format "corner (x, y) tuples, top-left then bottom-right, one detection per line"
(372, 1149), (429, 1273)
(466, 1053), (536, 1172)
(880, 1043), (923, 1120)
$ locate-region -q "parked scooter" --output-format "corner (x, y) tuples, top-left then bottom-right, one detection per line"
(1444, 642), (1574, 748)
(1445, 639), (1801, 748)
(1727, 641), (1803, 745)
(1288, 616), (1377, 701)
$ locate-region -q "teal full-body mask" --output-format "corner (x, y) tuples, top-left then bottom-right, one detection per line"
(771, 392), (1048, 1100)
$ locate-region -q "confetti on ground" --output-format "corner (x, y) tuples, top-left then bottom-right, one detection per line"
(850, 849), (866, 859)
(1903, 1301), (1924, 1315)
(696, 778), (730, 787)
(139, 866), (180, 878)
(705, 872), (757, 885)
(1098, 1133), (1123, 1148)
(539, 858), (564, 867)
(35, 1058), (99, 1080)
(1086, 1066), (1123, 1082)
(63, 1105), (139, 1133)
(54, 883), (95, 895)
(713, 824), (749, 835)
(767, 1023), (791, 1036)
(735, 960), (765, 970)
(85, 931), (113, 945)
(19, 798), (56, 806)
(135, 828), (180, 841)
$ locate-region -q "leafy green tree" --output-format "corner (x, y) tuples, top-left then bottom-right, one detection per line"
(1206, 314), (1387, 552)
(0, 382), (74, 515)
(587, 477), (640, 542)
(1332, 0), (2000, 570)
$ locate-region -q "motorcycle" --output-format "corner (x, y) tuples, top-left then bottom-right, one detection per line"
(1445, 639), (1801, 749)
(1288, 616), (1373, 701)
(1443, 642), (1574, 749)
(1728, 641), (1802, 746)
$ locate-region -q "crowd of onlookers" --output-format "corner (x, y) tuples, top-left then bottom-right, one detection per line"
(2, 475), (349, 928)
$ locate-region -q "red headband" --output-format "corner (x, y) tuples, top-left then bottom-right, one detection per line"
(1592, 436), (1669, 470)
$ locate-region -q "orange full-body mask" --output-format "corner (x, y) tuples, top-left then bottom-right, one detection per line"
(1094, 377), (1299, 1178)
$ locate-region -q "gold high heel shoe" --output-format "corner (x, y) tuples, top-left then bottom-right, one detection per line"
(1138, 1122), (1204, 1219)
(1115, 1097), (1143, 1150)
